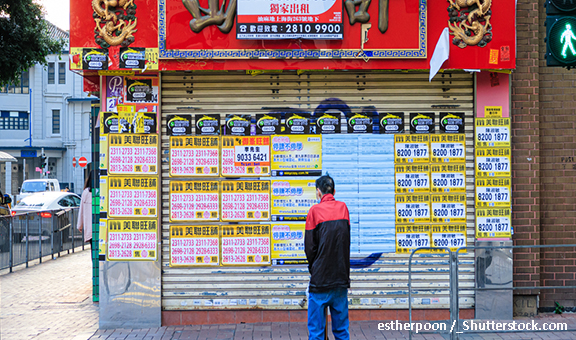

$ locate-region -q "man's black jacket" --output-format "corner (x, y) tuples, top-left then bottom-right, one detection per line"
(305, 193), (350, 293)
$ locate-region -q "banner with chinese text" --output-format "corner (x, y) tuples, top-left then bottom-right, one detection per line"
(221, 181), (271, 221)
(169, 225), (220, 266)
(221, 225), (271, 265)
(108, 134), (158, 175)
(271, 179), (317, 221)
(394, 134), (430, 163)
(170, 136), (219, 177)
(395, 225), (431, 254)
(107, 219), (158, 261)
(170, 181), (220, 222)
(271, 135), (322, 176)
(108, 177), (158, 218)
(222, 136), (271, 177)
(270, 223), (306, 265)
(431, 224), (467, 252)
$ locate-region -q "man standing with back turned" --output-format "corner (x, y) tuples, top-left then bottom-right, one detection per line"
(305, 175), (351, 340)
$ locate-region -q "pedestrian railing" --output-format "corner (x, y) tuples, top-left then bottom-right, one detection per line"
(408, 244), (576, 340)
(0, 208), (84, 272)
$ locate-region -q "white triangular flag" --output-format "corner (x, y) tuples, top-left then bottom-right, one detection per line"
(429, 28), (450, 82)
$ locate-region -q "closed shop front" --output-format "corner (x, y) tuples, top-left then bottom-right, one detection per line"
(70, 0), (516, 328)
(159, 71), (476, 314)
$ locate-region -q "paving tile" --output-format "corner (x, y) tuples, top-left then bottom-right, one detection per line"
(0, 249), (98, 340)
(6, 247), (576, 340)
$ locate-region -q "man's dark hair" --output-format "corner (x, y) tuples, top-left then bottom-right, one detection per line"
(316, 175), (335, 195)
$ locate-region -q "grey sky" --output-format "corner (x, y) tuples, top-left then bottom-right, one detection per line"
(39, 0), (70, 31)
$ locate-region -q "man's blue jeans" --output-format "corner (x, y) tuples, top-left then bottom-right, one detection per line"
(307, 288), (349, 340)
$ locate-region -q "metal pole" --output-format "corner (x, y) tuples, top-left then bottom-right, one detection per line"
(449, 251), (458, 340)
(25, 214), (29, 268)
(72, 211), (75, 253)
(408, 251), (414, 340)
(81, 210), (84, 251)
(59, 216), (62, 257)
(9, 217), (13, 273)
(28, 88), (32, 147)
(38, 214), (42, 263)
(51, 215), (55, 260)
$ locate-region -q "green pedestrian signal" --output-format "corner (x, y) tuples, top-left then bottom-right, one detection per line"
(546, 0), (576, 67)
(561, 23), (576, 58)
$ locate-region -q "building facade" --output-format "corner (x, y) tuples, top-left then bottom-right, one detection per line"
(70, 0), (523, 329)
(511, 0), (576, 313)
(0, 23), (95, 197)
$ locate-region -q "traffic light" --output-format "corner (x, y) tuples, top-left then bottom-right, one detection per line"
(545, 0), (576, 67)
(40, 154), (47, 169)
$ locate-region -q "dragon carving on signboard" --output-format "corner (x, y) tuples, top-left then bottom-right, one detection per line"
(92, 0), (138, 48)
(447, 0), (492, 48)
(183, 0), (237, 33)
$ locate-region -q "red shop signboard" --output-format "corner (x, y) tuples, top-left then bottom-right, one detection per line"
(71, 0), (516, 70)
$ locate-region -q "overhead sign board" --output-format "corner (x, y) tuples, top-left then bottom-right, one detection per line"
(72, 0), (517, 67)
(236, 0), (343, 40)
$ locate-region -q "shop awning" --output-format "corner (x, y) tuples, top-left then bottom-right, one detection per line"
(0, 151), (17, 163)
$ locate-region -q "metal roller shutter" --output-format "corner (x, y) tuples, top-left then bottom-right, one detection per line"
(160, 70), (475, 311)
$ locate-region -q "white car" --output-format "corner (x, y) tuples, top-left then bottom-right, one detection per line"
(16, 179), (61, 204)
(11, 192), (81, 217)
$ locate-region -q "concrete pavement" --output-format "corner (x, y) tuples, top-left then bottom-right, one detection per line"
(0, 248), (98, 340)
(2, 248), (576, 339)
(87, 317), (576, 340)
